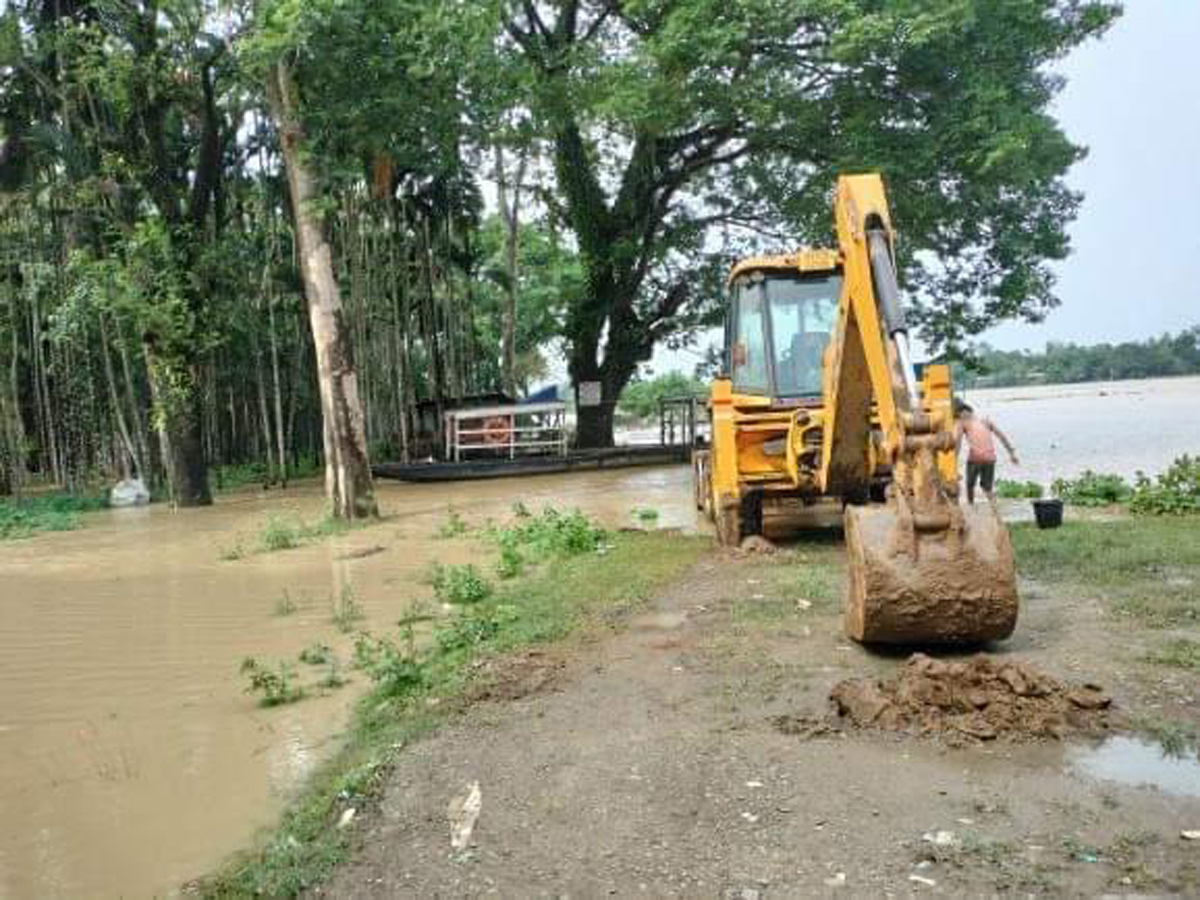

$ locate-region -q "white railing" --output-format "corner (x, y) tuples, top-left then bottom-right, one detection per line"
(443, 401), (568, 462)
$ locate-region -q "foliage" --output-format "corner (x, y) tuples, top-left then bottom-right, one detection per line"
(960, 326), (1200, 387)
(202, 530), (704, 896)
(1130, 455), (1200, 516)
(241, 658), (305, 707)
(632, 507), (660, 523)
(1051, 471), (1131, 506)
(429, 563), (493, 606)
(495, 507), (607, 558)
(995, 480), (1045, 500)
(0, 494), (108, 541)
(352, 631), (428, 698)
(618, 372), (706, 420)
(494, 0), (1120, 445)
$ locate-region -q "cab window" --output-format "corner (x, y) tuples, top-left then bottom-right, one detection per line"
(730, 280), (769, 393)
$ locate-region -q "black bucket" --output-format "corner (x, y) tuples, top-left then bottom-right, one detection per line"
(1033, 499), (1064, 529)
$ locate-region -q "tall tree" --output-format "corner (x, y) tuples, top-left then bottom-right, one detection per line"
(501, 0), (1120, 446)
(266, 59), (376, 518)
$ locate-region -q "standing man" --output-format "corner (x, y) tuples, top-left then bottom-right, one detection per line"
(954, 399), (1019, 504)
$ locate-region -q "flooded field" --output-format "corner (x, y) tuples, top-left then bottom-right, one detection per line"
(2, 375), (1197, 897)
(962, 374), (1200, 486)
(0, 468), (701, 899)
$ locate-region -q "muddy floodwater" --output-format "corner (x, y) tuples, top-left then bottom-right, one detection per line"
(0, 468), (701, 899)
(960, 374), (1200, 486)
(2, 375), (1198, 897)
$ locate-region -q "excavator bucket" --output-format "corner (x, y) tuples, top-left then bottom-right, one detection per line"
(843, 503), (1019, 645)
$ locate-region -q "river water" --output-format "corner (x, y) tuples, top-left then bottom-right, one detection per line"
(0, 468), (701, 899)
(0, 376), (1197, 898)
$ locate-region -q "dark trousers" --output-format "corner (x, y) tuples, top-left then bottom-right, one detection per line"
(966, 460), (995, 503)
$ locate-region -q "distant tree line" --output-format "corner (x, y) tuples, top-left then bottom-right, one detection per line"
(957, 326), (1200, 388)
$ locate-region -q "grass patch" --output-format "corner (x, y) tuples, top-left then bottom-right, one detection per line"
(0, 493), (109, 541)
(1010, 517), (1200, 627)
(200, 526), (704, 897)
(1146, 638), (1200, 671)
(1130, 715), (1200, 758)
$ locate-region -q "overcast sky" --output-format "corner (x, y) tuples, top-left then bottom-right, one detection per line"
(984, 0), (1200, 351)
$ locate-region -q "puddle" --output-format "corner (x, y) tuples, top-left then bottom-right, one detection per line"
(1068, 736), (1200, 797)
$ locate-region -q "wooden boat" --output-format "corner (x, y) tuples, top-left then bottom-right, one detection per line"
(372, 445), (690, 483)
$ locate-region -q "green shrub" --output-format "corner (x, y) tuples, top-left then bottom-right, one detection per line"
(995, 479), (1043, 499)
(495, 533), (523, 580)
(241, 658), (305, 706)
(1130, 455), (1200, 516)
(436, 606), (518, 655)
(430, 563), (493, 605)
(352, 632), (428, 697)
(1051, 471), (1131, 506)
(505, 507), (606, 556)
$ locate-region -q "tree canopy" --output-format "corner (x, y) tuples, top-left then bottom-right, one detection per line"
(0, 0), (1123, 496)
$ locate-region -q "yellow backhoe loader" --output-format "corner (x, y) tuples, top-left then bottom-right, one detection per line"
(692, 173), (1018, 646)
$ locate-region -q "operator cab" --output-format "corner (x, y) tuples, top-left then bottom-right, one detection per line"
(726, 260), (843, 402)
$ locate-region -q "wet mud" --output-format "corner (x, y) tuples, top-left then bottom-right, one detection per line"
(830, 653), (1114, 742)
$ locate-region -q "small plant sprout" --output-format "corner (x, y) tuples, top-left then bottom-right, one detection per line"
(632, 506), (660, 523)
(260, 515), (302, 551)
(241, 658), (305, 707)
(218, 536), (246, 561)
(273, 590), (298, 617)
(332, 584), (365, 632)
(437, 508), (470, 539)
(298, 643), (333, 665)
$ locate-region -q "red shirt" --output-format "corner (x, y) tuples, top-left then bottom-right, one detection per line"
(961, 416), (997, 464)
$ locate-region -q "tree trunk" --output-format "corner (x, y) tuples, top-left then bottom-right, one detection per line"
(269, 60), (376, 520)
(494, 142), (528, 398)
(145, 349), (212, 506)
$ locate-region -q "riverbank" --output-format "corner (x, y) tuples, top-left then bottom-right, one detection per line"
(203, 511), (1200, 897)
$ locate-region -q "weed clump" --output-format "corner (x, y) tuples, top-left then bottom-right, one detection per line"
(353, 630), (427, 697)
(1052, 471), (1131, 506)
(241, 658), (305, 706)
(1130, 455), (1200, 516)
(273, 590), (299, 617)
(996, 479), (1044, 499)
(299, 643), (333, 665)
(331, 585), (364, 632)
(429, 563), (493, 605)
(436, 508), (469, 538)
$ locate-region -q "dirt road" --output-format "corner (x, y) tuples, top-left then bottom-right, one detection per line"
(318, 543), (1200, 897)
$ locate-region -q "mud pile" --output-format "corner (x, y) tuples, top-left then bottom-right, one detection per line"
(830, 654), (1112, 741)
